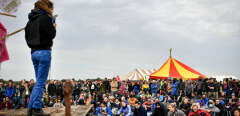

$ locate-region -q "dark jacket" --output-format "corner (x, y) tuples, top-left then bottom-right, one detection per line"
(25, 9), (56, 53)
(133, 106), (147, 116)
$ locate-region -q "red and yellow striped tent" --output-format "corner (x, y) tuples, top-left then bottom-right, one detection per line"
(150, 49), (206, 80)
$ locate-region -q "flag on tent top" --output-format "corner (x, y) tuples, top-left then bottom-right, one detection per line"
(0, 0), (21, 13)
(116, 75), (121, 82)
(0, 21), (9, 63)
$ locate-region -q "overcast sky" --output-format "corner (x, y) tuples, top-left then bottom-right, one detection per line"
(0, 0), (239, 81)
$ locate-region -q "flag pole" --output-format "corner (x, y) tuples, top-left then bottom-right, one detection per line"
(170, 48), (172, 58)
(0, 12), (16, 18)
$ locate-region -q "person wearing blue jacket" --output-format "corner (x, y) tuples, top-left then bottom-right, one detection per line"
(118, 101), (132, 116)
(151, 80), (158, 97)
(96, 102), (113, 116)
(5, 80), (15, 101)
(171, 79), (178, 100)
(201, 94), (209, 107)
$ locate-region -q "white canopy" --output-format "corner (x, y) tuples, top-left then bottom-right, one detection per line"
(121, 68), (156, 80)
(208, 75), (238, 81)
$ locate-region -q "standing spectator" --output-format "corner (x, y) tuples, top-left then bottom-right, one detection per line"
(5, 80), (15, 101)
(0, 82), (5, 103)
(207, 78), (216, 98)
(185, 80), (193, 98)
(0, 97), (13, 110)
(47, 80), (56, 96)
(103, 78), (110, 93)
(151, 80), (158, 97)
(55, 81), (63, 99)
(171, 79), (179, 100)
(168, 102), (186, 116)
(142, 81), (149, 93)
(111, 78), (118, 96)
(196, 77), (203, 95)
(133, 82), (140, 95)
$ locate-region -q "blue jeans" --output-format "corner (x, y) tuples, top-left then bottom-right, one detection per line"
(28, 50), (51, 109)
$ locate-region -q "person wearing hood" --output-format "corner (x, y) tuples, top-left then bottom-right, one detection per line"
(25, 0), (56, 116)
(202, 99), (220, 116)
(152, 102), (168, 116)
(180, 97), (191, 115)
(133, 102), (147, 116)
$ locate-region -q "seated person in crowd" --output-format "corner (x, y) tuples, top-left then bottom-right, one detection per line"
(117, 101), (131, 116)
(96, 102), (113, 116)
(168, 102), (186, 116)
(188, 103), (210, 116)
(0, 97), (13, 110)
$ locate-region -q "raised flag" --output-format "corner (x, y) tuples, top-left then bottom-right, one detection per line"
(0, 21), (9, 63)
(0, 0), (21, 13)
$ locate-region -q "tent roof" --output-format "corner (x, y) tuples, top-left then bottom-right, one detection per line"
(121, 69), (156, 80)
(150, 57), (206, 80)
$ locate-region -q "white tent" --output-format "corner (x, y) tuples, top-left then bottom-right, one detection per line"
(121, 69), (156, 80)
(208, 75), (238, 81)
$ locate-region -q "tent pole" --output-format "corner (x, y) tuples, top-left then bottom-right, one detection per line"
(170, 48), (172, 58)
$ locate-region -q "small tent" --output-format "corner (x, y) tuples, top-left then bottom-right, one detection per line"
(121, 69), (155, 81)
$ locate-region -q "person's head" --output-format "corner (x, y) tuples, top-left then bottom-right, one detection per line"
(234, 109), (240, 116)
(191, 103), (199, 112)
(5, 97), (9, 102)
(168, 103), (177, 112)
(147, 98), (152, 102)
(232, 93), (236, 99)
(101, 102), (106, 108)
(183, 97), (189, 104)
(156, 102), (161, 109)
(136, 102), (141, 109)
(8, 80), (13, 87)
(34, 0), (54, 16)
(208, 100), (215, 108)
(215, 99), (220, 105)
(202, 94), (207, 98)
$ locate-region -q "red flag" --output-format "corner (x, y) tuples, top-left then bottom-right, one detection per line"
(0, 21), (9, 63)
(116, 75), (121, 82)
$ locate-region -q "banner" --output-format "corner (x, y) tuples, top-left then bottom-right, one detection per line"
(0, 21), (9, 63)
(0, 0), (21, 13)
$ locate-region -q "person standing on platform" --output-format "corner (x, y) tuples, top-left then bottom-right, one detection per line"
(25, 0), (56, 115)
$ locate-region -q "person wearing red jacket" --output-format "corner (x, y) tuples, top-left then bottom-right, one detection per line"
(188, 103), (210, 116)
(0, 97), (13, 110)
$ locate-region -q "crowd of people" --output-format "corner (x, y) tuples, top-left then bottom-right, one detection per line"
(0, 77), (240, 116)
